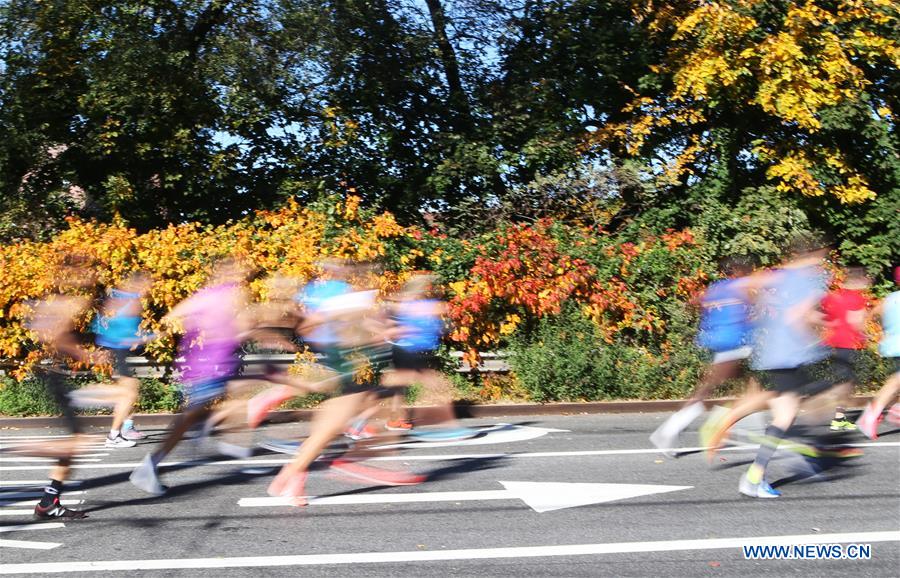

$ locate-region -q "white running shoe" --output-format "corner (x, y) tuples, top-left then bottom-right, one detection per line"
(105, 435), (137, 448)
(130, 455), (167, 496)
(649, 426), (678, 457)
(217, 441), (253, 459)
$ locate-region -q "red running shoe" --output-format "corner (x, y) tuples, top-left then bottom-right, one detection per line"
(247, 386), (295, 428)
(330, 459), (425, 486)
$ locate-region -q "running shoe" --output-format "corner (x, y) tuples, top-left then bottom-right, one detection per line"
(829, 418), (857, 431)
(129, 454), (167, 496)
(329, 459), (426, 486)
(343, 424), (378, 441)
(247, 385), (296, 429)
(122, 426), (147, 441)
(856, 405), (881, 440)
(385, 419), (413, 431)
(887, 404), (900, 426)
(408, 427), (478, 441)
(649, 426), (678, 457)
(217, 441), (253, 459)
(105, 434), (137, 448)
(267, 468), (308, 506)
(739, 473), (781, 498)
(33, 497), (88, 520)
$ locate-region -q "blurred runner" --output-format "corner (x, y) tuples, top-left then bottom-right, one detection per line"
(857, 266), (900, 439)
(28, 254), (103, 519)
(129, 259), (251, 495)
(651, 256), (757, 454)
(380, 273), (475, 441)
(88, 271), (155, 447)
(267, 270), (425, 506)
(821, 266), (870, 431)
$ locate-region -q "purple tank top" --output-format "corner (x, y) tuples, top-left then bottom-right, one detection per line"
(177, 283), (241, 384)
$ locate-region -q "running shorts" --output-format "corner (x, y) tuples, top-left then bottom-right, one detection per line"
(391, 345), (437, 371)
(761, 365), (834, 397)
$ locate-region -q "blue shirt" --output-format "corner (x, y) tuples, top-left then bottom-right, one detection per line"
(393, 299), (444, 352)
(297, 280), (351, 345)
(752, 266), (827, 370)
(696, 278), (751, 352)
(880, 291), (900, 358)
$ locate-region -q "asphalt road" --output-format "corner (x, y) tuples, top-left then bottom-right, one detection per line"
(1, 409), (898, 576)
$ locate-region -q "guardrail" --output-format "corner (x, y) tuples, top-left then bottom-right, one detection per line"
(0, 351), (510, 378)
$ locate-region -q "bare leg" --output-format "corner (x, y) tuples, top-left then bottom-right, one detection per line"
(705, 389), (776, 460)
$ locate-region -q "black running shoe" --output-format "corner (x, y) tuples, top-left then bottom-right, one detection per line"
(33, 497), (88, 520)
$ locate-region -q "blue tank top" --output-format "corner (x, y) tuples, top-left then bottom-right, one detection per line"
(394, 299), (444, 352)
(94, 290), (145, 349)
(297, 280), (352, 345)
(696, 278), (751, 352)
(880, 291), (900, 358)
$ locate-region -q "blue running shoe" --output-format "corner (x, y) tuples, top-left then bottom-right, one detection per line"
(409, 427), (478, 441)
(739, 472), (781, 498)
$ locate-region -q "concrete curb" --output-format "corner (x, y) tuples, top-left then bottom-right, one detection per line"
(0, 395), (875, 429)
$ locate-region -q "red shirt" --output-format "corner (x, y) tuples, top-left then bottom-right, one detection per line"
(821, 289), (867, 349)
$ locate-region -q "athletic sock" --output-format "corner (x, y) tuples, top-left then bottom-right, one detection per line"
(749, 425), (786, 480)
(664, 402), (704, 436)
(39, 479), (63, 507)
(124, 419), (134, 431)
(150, 452), (164, 467)
(109, 429), (120, 439)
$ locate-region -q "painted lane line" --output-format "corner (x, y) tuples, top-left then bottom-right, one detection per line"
(0, 481), (81, 487)
(1, 441), (897, 472)
(0, 459), (101, 464)
(0, 500), (81, 507)
(0, 523), (66, 533)
(0, 531), (896, 573)
(0, 491), (84, 500)
(0, 435), (102, 440)
(0, 539), (62, 550)
(239, 481), (692, 513)
(0, 511), (37, 517)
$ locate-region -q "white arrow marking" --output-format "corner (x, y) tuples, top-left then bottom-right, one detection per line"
(238, 481), (691, 513)
(374, 423), (569, 450)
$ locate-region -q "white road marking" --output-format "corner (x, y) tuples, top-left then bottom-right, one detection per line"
(0, 523), (66, 533)
(0, 435), (101, 440)
(0, 500), (81, 507)
(0, 531), (896, 573)
(1, 441), (898, 471)
(0, 539), (61, 550)
(374, 424), (570, 449)
(0, 481), (81, 487)
(0, 458), (100, 464)
(0, 523), (65, 550)
(0, 492), (84, 500)
(240, 481), (691, 513)
(0, 511), (37, 517)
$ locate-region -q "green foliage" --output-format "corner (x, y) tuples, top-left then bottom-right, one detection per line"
(133, 378), (183, 414)
(508, 305), (706, 402)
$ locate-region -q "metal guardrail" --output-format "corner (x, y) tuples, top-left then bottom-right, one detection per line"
(0, 351), (510, 378)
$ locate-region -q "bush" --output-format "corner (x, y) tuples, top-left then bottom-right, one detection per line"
(508, 305), (706, 402)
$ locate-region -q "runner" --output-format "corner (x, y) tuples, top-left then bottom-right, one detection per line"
(650, 256), (757, 454)
(129, 259), (252, 495)
(29, 254), (104, 519)
(380, 274), (475, 441)
(90, 271), (154, 447)
(857, 265), (900, 439)
(821, 267), (870, 431)
(729, 237), (835, 498)
(267, 271), (425, 506)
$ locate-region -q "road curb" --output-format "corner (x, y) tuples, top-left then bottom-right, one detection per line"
(0, 396), (875, 429)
